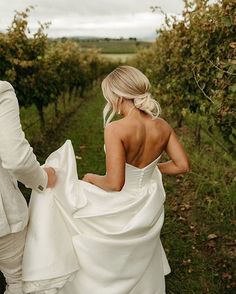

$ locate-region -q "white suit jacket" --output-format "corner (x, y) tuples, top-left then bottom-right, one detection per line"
(0, 81), (48, 237)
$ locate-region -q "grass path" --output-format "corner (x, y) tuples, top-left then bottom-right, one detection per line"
(35, 85), (106, 177)
(27, 85), (236, 294)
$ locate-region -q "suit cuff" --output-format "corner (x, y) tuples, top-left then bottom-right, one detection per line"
(36, 168), (48, 192)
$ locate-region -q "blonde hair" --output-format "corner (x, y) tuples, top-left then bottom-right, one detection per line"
(101, 65), (161, 126)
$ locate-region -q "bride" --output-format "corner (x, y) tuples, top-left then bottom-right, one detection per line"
(22, 65), (189, 294)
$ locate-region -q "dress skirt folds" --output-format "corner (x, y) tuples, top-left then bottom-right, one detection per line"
(22, 140), (171, 294)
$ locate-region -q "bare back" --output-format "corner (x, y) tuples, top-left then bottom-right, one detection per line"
(116, 112), (170, 168)
(103, 108), (189, 191)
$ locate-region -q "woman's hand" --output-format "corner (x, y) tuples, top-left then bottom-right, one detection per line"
(82, 173), (93, 183)
(44, 167), (57, 188)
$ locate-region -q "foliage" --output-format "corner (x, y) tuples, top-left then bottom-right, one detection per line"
(0, 7), (115, 128)
(133, 0), (236, 152)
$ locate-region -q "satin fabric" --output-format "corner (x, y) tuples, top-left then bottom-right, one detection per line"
(22, 140), (171, 294)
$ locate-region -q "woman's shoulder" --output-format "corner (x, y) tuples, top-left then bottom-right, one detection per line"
(104, 121), (123, 139)
(154, 117), (171, 128)
(151, 117), (173, 142)
(105, 117), (129, 130)
(105, 119), (133, 142)
(105, 120), (120, 130)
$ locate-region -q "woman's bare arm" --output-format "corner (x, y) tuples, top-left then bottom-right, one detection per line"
(82, 122), (126, 191)
(157, 126), (190, 175)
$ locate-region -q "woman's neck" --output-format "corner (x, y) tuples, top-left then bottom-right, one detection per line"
(121, 102), (137, 117)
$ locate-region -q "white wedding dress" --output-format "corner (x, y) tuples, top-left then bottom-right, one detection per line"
(22, 140), (171, 294)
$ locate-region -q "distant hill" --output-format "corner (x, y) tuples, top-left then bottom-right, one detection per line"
(50, 37), (154, 54)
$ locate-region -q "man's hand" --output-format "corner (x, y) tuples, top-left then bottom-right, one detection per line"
(44, 167), (57, 188)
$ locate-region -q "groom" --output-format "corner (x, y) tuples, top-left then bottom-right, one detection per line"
(0, 81), (57, 294)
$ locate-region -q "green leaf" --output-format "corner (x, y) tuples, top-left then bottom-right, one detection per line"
(222, 16), (232, 27)
(229, 84), (236, 93)
(216, 72), (223, 79)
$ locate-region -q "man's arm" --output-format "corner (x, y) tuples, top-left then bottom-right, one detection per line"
(0, 81), (55, 191)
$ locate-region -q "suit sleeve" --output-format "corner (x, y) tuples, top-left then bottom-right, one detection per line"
(0, 81), (48, 192)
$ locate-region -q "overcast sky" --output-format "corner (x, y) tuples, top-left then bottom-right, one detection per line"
(0, 0), (216, 40)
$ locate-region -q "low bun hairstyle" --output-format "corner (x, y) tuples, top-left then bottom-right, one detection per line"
(101, 65), (161, 126)
(133, 92), (160, 118)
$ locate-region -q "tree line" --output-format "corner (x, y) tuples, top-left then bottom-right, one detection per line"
(134, 0), (235, 153)
(0, 7), (115, 129)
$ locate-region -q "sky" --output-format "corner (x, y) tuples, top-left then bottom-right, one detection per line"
(0, 0), (215, 40)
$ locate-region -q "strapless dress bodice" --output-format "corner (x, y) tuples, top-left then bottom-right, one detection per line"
(123, 156), (161, 191)
(104, 143), (161, 190)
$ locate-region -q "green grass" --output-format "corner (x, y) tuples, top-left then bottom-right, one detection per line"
(17, 84), (236, 294)
(80, 39), (152, 54)
(60, 38), (153, 54)
(162, 124), (236, 293)
(27, 85), (106, 177)
(101, 53), (136, 62)
(79, 39), (138, 53)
